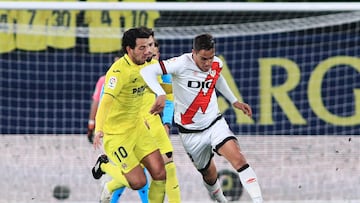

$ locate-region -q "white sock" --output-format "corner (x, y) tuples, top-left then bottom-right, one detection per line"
(238, 165), (263, 203)
(203, 179), (228, 203)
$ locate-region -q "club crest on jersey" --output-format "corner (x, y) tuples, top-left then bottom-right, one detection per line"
(167, 57), (177, 63)
(210, 70), (216, 77)
(121, 163), (128, 170)
(108, 76), (117, 89)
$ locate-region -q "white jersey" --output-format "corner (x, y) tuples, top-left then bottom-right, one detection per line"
(141, 53), (238, 130)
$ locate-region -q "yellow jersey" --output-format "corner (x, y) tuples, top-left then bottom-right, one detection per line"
(0, 9), (16, 53)
(85, 0), (122, 53)
(121, 0), (159, 29)
(47, 0), (79, 49)
(15, 4), (51, 51)
(102, 54), (157, 134)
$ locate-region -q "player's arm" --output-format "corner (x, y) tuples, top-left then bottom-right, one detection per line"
(215, 74), (252, 117)
(141, 63), (166, 96)
(87, 76), (105, 143)
(87, 99), (99, 143)
(93, 64), (126, 148)
(141, 62), (167, 114)
(93, 93), (114, 149)
(161, 74), (174, 134)
(162, 99), (174, 134)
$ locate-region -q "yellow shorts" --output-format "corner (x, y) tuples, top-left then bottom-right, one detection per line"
(145, 113), (174, 155)
(102, 118), (158, 174)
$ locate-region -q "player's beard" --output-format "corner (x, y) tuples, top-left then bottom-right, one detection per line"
(146, 53), (156, 62)
(146, 56), (152, 62)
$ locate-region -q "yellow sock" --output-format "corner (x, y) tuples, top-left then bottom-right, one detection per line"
(101, 163), (130, 188)
(165, 162), (181, 203)
(106, 179), (125, 193)
(148, 180), (165, 203)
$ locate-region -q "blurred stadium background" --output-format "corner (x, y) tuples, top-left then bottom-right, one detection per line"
(0, 1), (359, 202)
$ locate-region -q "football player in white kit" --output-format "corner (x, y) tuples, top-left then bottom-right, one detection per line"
(140, 34), (263, 203)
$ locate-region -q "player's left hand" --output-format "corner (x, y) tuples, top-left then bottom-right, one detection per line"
(233, 101), (252, 117)
(93, 131), (103, 150)
(150, 95), (166, 115)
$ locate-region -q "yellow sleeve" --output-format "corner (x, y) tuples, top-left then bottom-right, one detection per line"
(95, 93), (113, 133)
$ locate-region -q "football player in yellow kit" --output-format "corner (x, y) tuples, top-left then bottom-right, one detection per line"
(92, 27), (166, 203)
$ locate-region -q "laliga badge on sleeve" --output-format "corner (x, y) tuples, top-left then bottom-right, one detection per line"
(108, 76), (117, 89)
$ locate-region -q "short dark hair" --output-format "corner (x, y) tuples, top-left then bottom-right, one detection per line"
(193, 33), (215, 51)
(122, 27), (154, 54)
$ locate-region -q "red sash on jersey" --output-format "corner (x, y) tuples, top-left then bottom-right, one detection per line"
(180, 62), (221, 125)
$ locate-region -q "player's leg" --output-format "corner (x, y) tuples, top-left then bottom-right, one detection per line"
(163, 155), (181, 203)
(136, 122), (167, 203)
(200, 159), (228, 203)
(104, 179), (125, 203)
(92, 155), (129, 203)
(179, 131), (228, 203)
(214, 119), (263, 203)
(135, 168), (150, 203)
(107, 168), (149, 203)
(93, 128), (149, 190)
(96, 175), (113, 203)
(140, 149), (166, 203)
(149, 117), (181, 203)
(107, 178), (149, 203)
(110, 187), (125, 203)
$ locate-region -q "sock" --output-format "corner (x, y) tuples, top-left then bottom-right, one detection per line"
(107, 179), (125, 193)
(165, 162), (181, 203)
(137, 178), (149, 203)
(101, 163), (130, 188)
(148, 180), (166, 203)
(100, 182), (112, 203)
(203, 179), (228, 203)
(110, 186), (125, 203)
(238, 164), (263, 203)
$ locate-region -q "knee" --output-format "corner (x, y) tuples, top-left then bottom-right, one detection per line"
(200, 166), (218, 184)
(231, 154), (248, 170)
(151, 167), (166, 181)
(129, 179), (148, 190)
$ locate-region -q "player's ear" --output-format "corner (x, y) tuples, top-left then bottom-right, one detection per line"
(126, 46), (132, 54)
(192, 49), (196, 55)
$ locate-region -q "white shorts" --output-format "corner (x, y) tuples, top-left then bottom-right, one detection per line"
(179, 117), (237, 171)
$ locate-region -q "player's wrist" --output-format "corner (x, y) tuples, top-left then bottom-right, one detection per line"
(95, 130), (104, 138)
(163, 123), (172, 128)
(88, 119), (95, 129)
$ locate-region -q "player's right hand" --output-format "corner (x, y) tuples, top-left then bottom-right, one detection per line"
(163, 124), (170, 135)
(150, 95), (166, 115)
(233, 101), (252, 117)
(93, 131), (104, 150)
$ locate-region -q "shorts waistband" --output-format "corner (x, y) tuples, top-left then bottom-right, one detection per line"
(176, 114), (223, 134)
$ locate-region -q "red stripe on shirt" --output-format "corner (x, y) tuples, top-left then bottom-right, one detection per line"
(159, 61), (167, 74)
